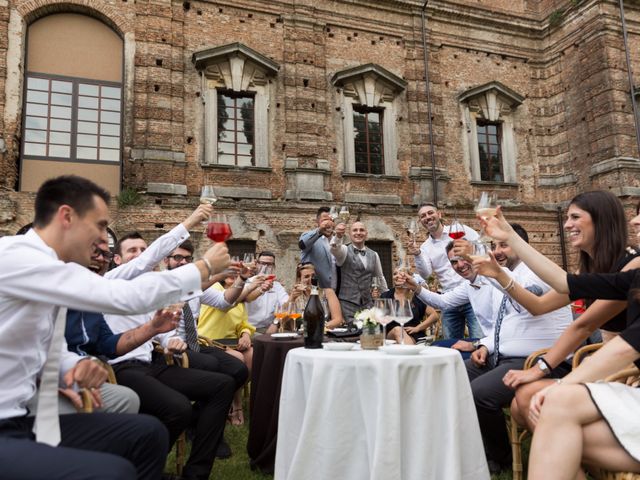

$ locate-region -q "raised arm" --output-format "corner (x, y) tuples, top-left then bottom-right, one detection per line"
(481, 207), (569, 293)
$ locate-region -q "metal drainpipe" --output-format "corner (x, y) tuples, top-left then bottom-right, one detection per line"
(557, 206), (568, 271)
(619, 0), (640, 161)
(421, 0), (438, 207)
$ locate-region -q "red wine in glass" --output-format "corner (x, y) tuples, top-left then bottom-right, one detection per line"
(207, 222), (232, 242)
(449, 221), (465, 240)
(266, 274), (276, 281)
(448, 230), (465, 240)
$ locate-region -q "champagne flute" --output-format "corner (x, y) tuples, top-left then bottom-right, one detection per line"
(393, 297), (414, 345)
(329, 206), (339, 222)
(407, 219), (418, 247)
(338, 206), (350, 224)
(274, 302), (287, 333)
(206, 212), (232, 242)
(475, 192), (497, 242)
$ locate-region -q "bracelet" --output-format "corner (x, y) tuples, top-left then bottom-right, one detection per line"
(539, 357), (552, 372)
(201, 258), (213, 278)
(232, 279), (245, 289)
(503, 278), (515, 292)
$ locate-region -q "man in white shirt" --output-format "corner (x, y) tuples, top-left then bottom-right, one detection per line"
(463, 225), (573, 474)
(408, 202), (482, 339)
(246, 251), (289, 333)
(105, 216), (237, 480)
(0, 175), (229, 480)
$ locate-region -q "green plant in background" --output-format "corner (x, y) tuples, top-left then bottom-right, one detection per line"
(549, 9), (565, 28)
(117, 187), (143, 208)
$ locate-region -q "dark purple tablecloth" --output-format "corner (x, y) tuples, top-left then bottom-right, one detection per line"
(247, 334), (303, 474)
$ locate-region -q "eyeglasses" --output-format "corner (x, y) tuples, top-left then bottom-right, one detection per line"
(168, 254), (193, 263)
(93, 247), (114, 261)
(257, 260), (275, 266)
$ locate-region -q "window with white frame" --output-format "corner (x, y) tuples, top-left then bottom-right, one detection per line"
(192, 43), (279, 168)
(459, 81), (523, 184)
(331, 64), (406, 176)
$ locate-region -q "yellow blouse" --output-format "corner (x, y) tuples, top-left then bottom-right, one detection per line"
(198, 283), (256, 340)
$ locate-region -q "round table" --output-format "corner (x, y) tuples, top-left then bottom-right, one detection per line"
(247, 333), (304, 473)
(275, 346), (489, 480)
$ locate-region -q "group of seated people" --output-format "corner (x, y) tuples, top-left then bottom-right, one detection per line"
(2, 174), (640, 480)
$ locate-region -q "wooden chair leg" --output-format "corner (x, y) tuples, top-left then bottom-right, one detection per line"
(509, 412), (524, 480)
(175, 432), (186, 476)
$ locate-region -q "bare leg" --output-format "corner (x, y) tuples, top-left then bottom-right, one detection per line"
(528, 384), (626, 480)
(225, 348), (249, 426)
(581, 418), (640, 473)
(514, 379), (555, 430)
(323, 288), (344, 328)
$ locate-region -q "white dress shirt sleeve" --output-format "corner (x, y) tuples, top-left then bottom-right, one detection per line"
(372, 253), (388, 290)
(201, 284), (232, 310)
(415, 283), (469, 310)
(414, 242), (433, 280)
(106, 223), (190, 280)
(329, 236), (348, 267)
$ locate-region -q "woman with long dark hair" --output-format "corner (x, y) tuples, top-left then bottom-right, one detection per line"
(468, 191), (640, 428)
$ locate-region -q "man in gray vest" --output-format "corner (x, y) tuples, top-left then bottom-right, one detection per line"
(330, 221), (388, 321)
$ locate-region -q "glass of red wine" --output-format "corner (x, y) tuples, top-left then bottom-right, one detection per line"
(207, 213), (232, 242)
(448, 217), (465, 240)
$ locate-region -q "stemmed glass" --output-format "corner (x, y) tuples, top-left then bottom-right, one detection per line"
(289, 298), (304, 332)
(393, 297), (414, 345)
(475, 192), (497, 242)
(329, 206), (339, 222)
(338, 206), (350, 224)
(468, 241), (491, 261)
(448, 211), (465, 240)
(372, 298), (394, 345)
(206, 213), (232, 242)
(407, 219), (418, 247)
(243, 253), (256, 274)
(200, 185), (217, 205)
(274, 302), (288, 333)
(397, 256), (410, 273)
(258, 263), (276, 282)
(371, 277), (380, 298)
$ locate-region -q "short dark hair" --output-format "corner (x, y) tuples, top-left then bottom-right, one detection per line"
(316, 207), (330, 218)
(418, 202), (438, 211)
(445, 240), (455, 254)
(257, 251), (276, 259)
(33, 175), (110, 228)
(114, 232), (144, 256)
(510, 223), (529, 244)
(177, 239), (194, 255)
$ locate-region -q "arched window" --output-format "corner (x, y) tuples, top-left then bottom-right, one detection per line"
(20, 13), (123, 193)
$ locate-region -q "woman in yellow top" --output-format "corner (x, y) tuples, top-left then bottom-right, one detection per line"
(199, 272), (267, 425)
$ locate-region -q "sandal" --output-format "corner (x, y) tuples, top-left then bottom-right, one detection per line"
(228, 407), (244, 426)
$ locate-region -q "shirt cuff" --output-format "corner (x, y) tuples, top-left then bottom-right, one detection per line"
(173, 264), (204, 301)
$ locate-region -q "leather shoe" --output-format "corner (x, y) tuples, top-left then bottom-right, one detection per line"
(215, 437), (232, 459)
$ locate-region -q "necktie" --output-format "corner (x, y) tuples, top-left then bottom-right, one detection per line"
(488, 295), (508, 369)
(33, 307), (67, 446)
(183, 303), (200, 352)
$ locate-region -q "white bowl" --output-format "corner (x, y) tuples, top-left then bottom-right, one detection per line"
(322, 342), (356, 351)
(380, 345), (425, 355)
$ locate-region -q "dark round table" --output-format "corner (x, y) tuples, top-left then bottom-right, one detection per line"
(247, 333), (304, 474)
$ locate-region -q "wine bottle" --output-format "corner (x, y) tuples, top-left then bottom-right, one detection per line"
(303, 275), (325, 348)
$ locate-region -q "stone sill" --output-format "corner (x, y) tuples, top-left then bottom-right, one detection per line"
(283, 167), (332, 175)
(341, 172), (402, 181)
(470, 180), (519, 188)
(200, 164), (272, 173)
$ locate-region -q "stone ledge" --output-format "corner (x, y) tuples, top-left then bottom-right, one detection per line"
(285, 189), (333, 201)
(538, 173), (577, 187)
(589, 156), (640, 178)
(201, 163), (272, 173)
(146, 183), (187, 195)
(341, 172), (402, 181)
(131, 149), (186, 164)
(215, 186), (272, 200)
(344, 192), (401, 205)
(470, 180), (519, 188)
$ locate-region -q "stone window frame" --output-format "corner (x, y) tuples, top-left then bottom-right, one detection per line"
(458, 81), (524, 184)
(331, 64), (407, 176)
(192, 43), (279, 168)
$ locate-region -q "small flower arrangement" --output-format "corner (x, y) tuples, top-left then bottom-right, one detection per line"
(354, 308), (379, 330)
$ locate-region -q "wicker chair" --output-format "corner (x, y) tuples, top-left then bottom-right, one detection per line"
(591, 366), (640, 480)
(571, 342), (603, 369)
(506, 348), (548, 480)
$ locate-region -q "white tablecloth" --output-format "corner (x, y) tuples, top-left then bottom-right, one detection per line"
(274, 346), (489, 480)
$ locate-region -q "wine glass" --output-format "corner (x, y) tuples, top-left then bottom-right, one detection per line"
(393, 297), (413, 345)
(258, 263), (276, 282)
(396, 256), (410, 272)
(274, 302), (287, 333)
(475, 192), (497, 242)
(243, 253), (256, 274)
(468, 241), (491, 261)
(206, 213), (232, 242)
(448, 212), (465, 240)
(329, 206), (339, 222)
(371, 277), (380, 298)
(338, 206), (350, 224)
(200, 185), (217, 205)
(407, 219), (418, 247)
(372, 298), (394, 344)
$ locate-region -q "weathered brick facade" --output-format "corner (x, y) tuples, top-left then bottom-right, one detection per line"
(0, 0), (639, 284)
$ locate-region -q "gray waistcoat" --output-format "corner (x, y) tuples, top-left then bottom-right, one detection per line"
(338, 245), (376, 308)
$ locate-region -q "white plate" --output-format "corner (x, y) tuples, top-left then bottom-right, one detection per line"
(329, 328), (348, 333)
(322, 342), (355, 351)
(380, 345), (425, 355)
(356, 339), (396, 345)
(271, 333), (299, 340)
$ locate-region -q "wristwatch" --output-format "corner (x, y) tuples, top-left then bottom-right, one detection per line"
(536, 358), (551, 376)
(272, 319), (280, 326)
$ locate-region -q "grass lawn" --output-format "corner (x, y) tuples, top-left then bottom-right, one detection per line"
(164, 417), (522, 480)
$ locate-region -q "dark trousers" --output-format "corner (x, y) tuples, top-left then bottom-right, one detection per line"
(114, 361), (235, 480)
(0, 413), (167, 480)
(188, 346), (248, 390)
(465, 356), (526, 465)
